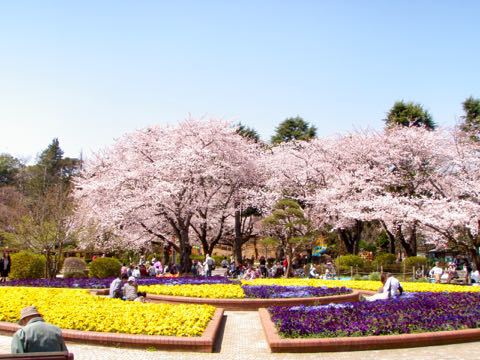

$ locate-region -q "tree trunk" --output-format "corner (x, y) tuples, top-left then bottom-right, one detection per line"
(397, 224), (417, 257)
(179, 242), (192, 274)
(337, 221), (363, 255)
(178, 227), (192, 274)
(469, 247), (480, 272)
(285, 247), (293, 278)
(162, 246), (170, 265)
(233, 209), (243, 263)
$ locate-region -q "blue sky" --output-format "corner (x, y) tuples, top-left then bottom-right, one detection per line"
(1, 1), (479, 161)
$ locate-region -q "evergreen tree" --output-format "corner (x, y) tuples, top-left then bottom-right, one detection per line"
(235, 123), (261, 143)
(384, 101), (436, 130)
(460, 96), (480, 140)
(271, 116), (317, 144)
(0, 154), (23, 186)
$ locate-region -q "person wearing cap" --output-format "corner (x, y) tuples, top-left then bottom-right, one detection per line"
(11, 306), (68, 353)
(123, 276), (146, 301)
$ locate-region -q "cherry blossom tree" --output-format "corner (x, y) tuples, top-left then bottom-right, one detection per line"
(75, 118), (263, 273)
(412, 130), (480, 267)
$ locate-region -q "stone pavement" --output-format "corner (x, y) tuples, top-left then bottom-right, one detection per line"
(0, 311), (479, 359)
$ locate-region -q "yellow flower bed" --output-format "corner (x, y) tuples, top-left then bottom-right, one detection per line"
(0, 287), (215, 337)
(242, 278), (480, 293)
(139, 284), (245, 298)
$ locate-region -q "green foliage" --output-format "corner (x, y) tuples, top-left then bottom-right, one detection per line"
(460, 96), (480, 140)
(262, 199), (316, 249)
(376, 231), (390, 252)
(0, 154), (23, 186)
(9, 251), (46, 280)
(335, 255), (365, 271)
(372, 253), (396, 267)
(403, 256), (428, 269)
(190, 254), (224, 264)
(89, 257), (122, 278)
(271, 116), (317, 144)
(235, 123), (261, 142)
(384, 101), (435, 129)
(368, 271), (381, 281)
(62, 257), (88, 278)
(352, 274), (368, 281)
(359, 240), (376, 253)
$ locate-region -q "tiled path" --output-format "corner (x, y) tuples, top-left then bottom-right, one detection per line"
(0, 311), (479, 359)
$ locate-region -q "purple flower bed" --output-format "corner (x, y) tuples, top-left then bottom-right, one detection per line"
(1, 276), (232, 289)
(242, 285), (352, 299)
(269, 292), (480, 338)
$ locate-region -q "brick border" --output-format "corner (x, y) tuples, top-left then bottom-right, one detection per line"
(0, 308), (224, 353)
(139, 290), (361, 310)
(258, 308), (480, 352)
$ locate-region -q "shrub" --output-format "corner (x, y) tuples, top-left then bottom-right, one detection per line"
(368, 272), (381, 281)
(9, 251), (46, 280)
(190, 254), (225, 265)
(335, 255), (365, 272)
(372, 253), (396, 268)
(403, 256), (428, 270)
(89, 257), (122, 278)
(62, 257), (88, 278)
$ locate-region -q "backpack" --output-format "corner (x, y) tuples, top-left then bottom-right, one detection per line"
(207, 258), (214, 267)
(398, 284), (403, 296)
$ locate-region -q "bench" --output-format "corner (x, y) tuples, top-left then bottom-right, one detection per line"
(0, 352), (74, 360)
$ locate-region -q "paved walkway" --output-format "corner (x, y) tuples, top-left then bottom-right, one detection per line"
(0, 311), (479, 359)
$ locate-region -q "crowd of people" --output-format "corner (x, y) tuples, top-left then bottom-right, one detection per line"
(428, 260), (476, 284)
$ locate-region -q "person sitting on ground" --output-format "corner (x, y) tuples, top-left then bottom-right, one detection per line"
(471, 268), (480, 284)
(325, 262), (336, 279)
(127, 264), (134, 277)
(147, 264), (156, 277)
(361, 273), (403, 302)
(168, 262), (178, 275)
(221, 257), (229, 269)
(429, 262), (444, 283)
(446, 262), (458, 283)
(272, 261), (284, 278)
(120, 263), (128, 276)
(109, 273), (128, 298)
(12, 306), (68, 354)
(243, 265), (258, 280)
(309, 265), (320, 279)
(123, 276), (146, 301)
(154, 259), (163, 275)
(132, 266), (141, 278)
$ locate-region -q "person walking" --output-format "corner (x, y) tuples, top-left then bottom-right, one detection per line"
(11, 306), (68, 354)
(0, 250), (11, 282)
(204, 254), (214, 278)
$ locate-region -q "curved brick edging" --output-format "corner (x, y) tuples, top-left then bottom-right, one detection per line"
(0, 308), (224, 353)
(258, 308), (480, 352)
(143, 290), (361, 310)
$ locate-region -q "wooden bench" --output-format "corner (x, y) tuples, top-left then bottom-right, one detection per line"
(0, 352), (74, 359)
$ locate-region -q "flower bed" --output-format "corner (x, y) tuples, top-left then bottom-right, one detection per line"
(269, 292), (480, 338)
(243, 278), (480, 293)
(141, 284), (245, 298)
(242, 285), (351, 299)
(0, 287), (215, 337)
(139, 284), (352, 299)
(2, 276), (231, 289)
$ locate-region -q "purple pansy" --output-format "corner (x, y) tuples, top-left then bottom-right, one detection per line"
(269, 292), (480, 338)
